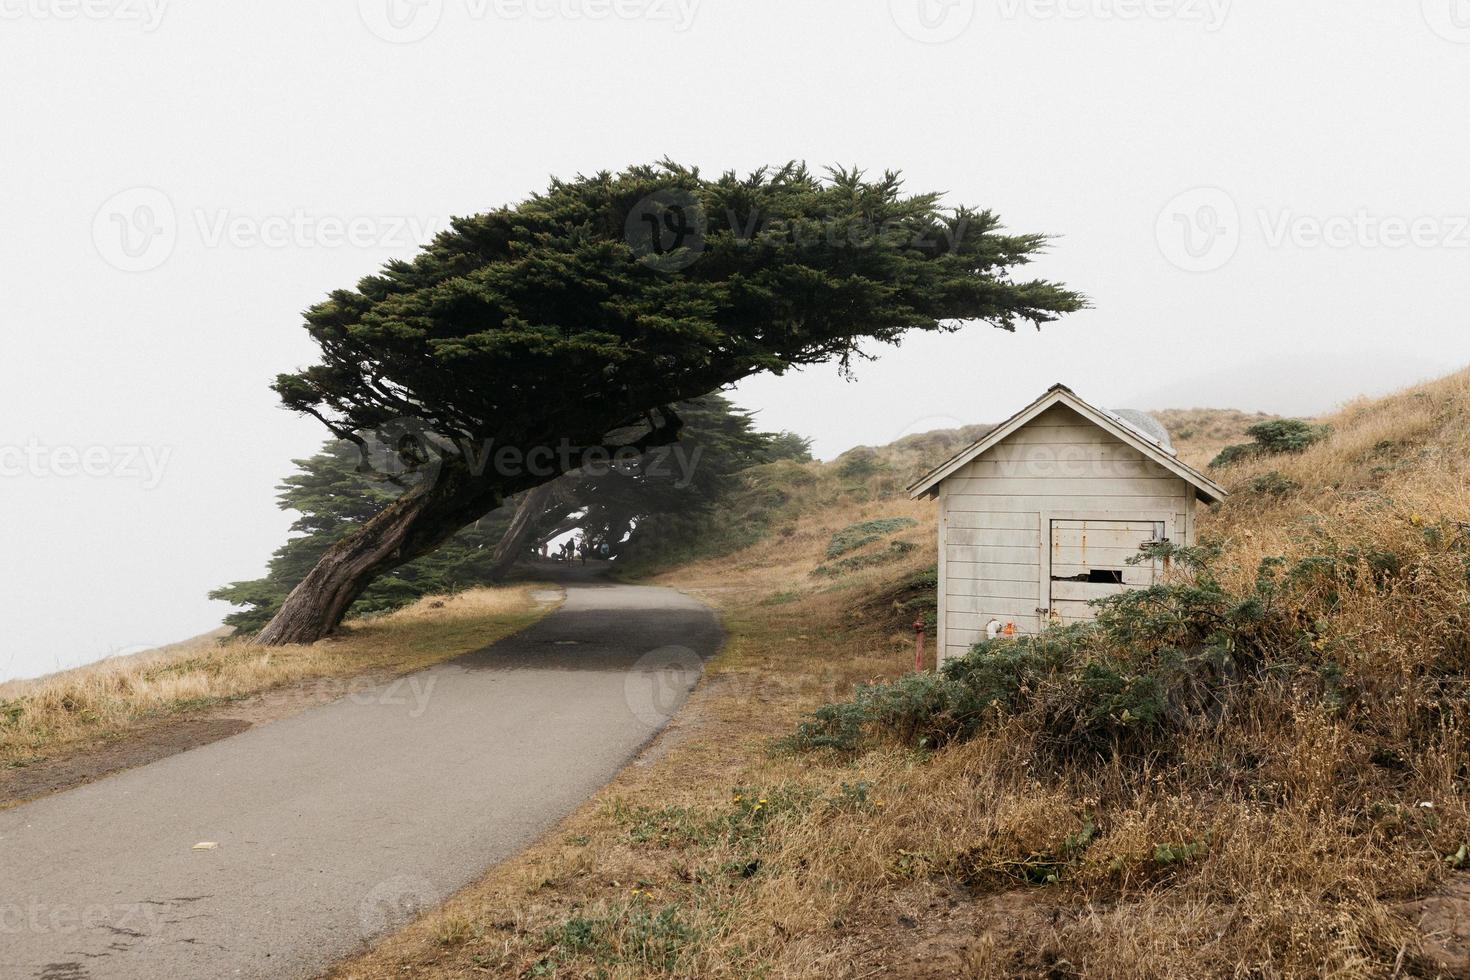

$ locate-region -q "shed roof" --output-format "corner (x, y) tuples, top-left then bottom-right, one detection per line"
(907, 384), (1228, 503)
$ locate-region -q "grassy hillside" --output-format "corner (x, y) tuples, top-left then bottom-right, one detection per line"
(0, 586), (552, 792)
(340, 399), (1470, 979)
(1152, 407), (1279, 469)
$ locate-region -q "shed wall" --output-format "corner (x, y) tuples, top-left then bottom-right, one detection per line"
(937, 405), (1195, 664)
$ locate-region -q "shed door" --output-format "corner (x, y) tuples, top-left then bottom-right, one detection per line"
(1048, 519), (1167, 624)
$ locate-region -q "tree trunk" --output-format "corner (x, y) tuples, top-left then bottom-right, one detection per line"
(253, 471), (500, 646)
(484, 482), (556, 582)
(252, 412), (686, 647)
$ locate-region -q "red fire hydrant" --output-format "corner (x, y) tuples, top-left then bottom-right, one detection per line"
(914, 617), (926, 673)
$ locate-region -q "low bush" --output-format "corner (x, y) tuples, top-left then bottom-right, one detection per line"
(812, 540), (917, 577)
(788, 526), (1466, 766)
(1211, 418), (1332, 468)
(1244, 470), (1301, 496)
(825, 517), (919, 559)
(538, 901), (696, 973)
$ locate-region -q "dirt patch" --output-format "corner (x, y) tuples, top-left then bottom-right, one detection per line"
(837, 881), (1064, 978)
(0, 672), (391, 809)
(1398, 875), (1470, 977)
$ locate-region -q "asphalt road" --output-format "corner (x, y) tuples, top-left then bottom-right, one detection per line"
(0, 575), (721, 980)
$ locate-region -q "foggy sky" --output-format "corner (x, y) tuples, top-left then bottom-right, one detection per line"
(4, 0), (1468, 680)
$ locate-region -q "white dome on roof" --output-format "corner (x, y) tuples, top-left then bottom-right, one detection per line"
(1108, 409), (1174, 453)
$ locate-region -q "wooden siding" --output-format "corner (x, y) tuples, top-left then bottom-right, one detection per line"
(937, 403), (1195, 665)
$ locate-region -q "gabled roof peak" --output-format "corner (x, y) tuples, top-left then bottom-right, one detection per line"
(908, 385), (1227, 503)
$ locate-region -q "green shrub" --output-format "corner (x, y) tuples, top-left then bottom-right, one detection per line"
(540, 901), (696, 972)
(785, 671), (977, 752)
(835, 449), (885, 480)
(1210, 443), (1256, 468)
(813, 540), (917, 577)
(1247, 419), (1331, 454)
(826, 517), (919, 559)
(1210, 419), (1331, 468)
(788, 541), (1311, 761)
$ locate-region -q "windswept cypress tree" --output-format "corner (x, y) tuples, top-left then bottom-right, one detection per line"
(254, 162), (1083, 644)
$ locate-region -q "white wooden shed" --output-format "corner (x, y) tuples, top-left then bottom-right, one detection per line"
(909, 384), (1227, 665)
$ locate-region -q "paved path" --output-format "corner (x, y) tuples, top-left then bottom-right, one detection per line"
(0, 577), (720, 980)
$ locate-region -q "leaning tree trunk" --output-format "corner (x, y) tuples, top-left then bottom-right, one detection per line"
(484, 481), (557, 582)
(253, 470), (500, 646)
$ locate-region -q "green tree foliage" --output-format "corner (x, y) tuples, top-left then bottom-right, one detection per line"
(761, 431), (814, 463)
(255, 161), (1084, 643)
(1211, 419), (1331, 468)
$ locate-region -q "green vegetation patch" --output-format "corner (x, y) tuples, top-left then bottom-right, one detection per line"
(537, 901), (697, 974)
(787, 532), (1446, 760)
(813, 540), (917, 578)
(1211, 419), (1332, 469)
(825, 518), (919, 559)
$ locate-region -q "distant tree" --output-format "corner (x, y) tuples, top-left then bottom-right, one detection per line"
(1210, 419), (1331, 468)
(762, 431), (815, 463)
(253, 161), (1084, 644)
(213, 396), (778, 632)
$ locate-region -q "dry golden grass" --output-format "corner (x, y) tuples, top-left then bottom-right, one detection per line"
(328, 369), (1470, 979)
(1152, 407), (1279, 470)
(0, 585), (552, 772)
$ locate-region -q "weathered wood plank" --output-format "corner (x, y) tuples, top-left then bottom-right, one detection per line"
(1049, 580), (1130, 601)
(957, 457), (1161, 480)
(948, 584), (1041, 609)
(943, 476), (1187, 497)
(944, 562), (1038, 582)
(944, 511), (1040, 530)
(946, 544), (1037, 565)
(944, 494), (1190, 514)
(1050, 525), (1161, 550)
(949, 602), (1044, 625)
(947, 528), (1040, 548)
